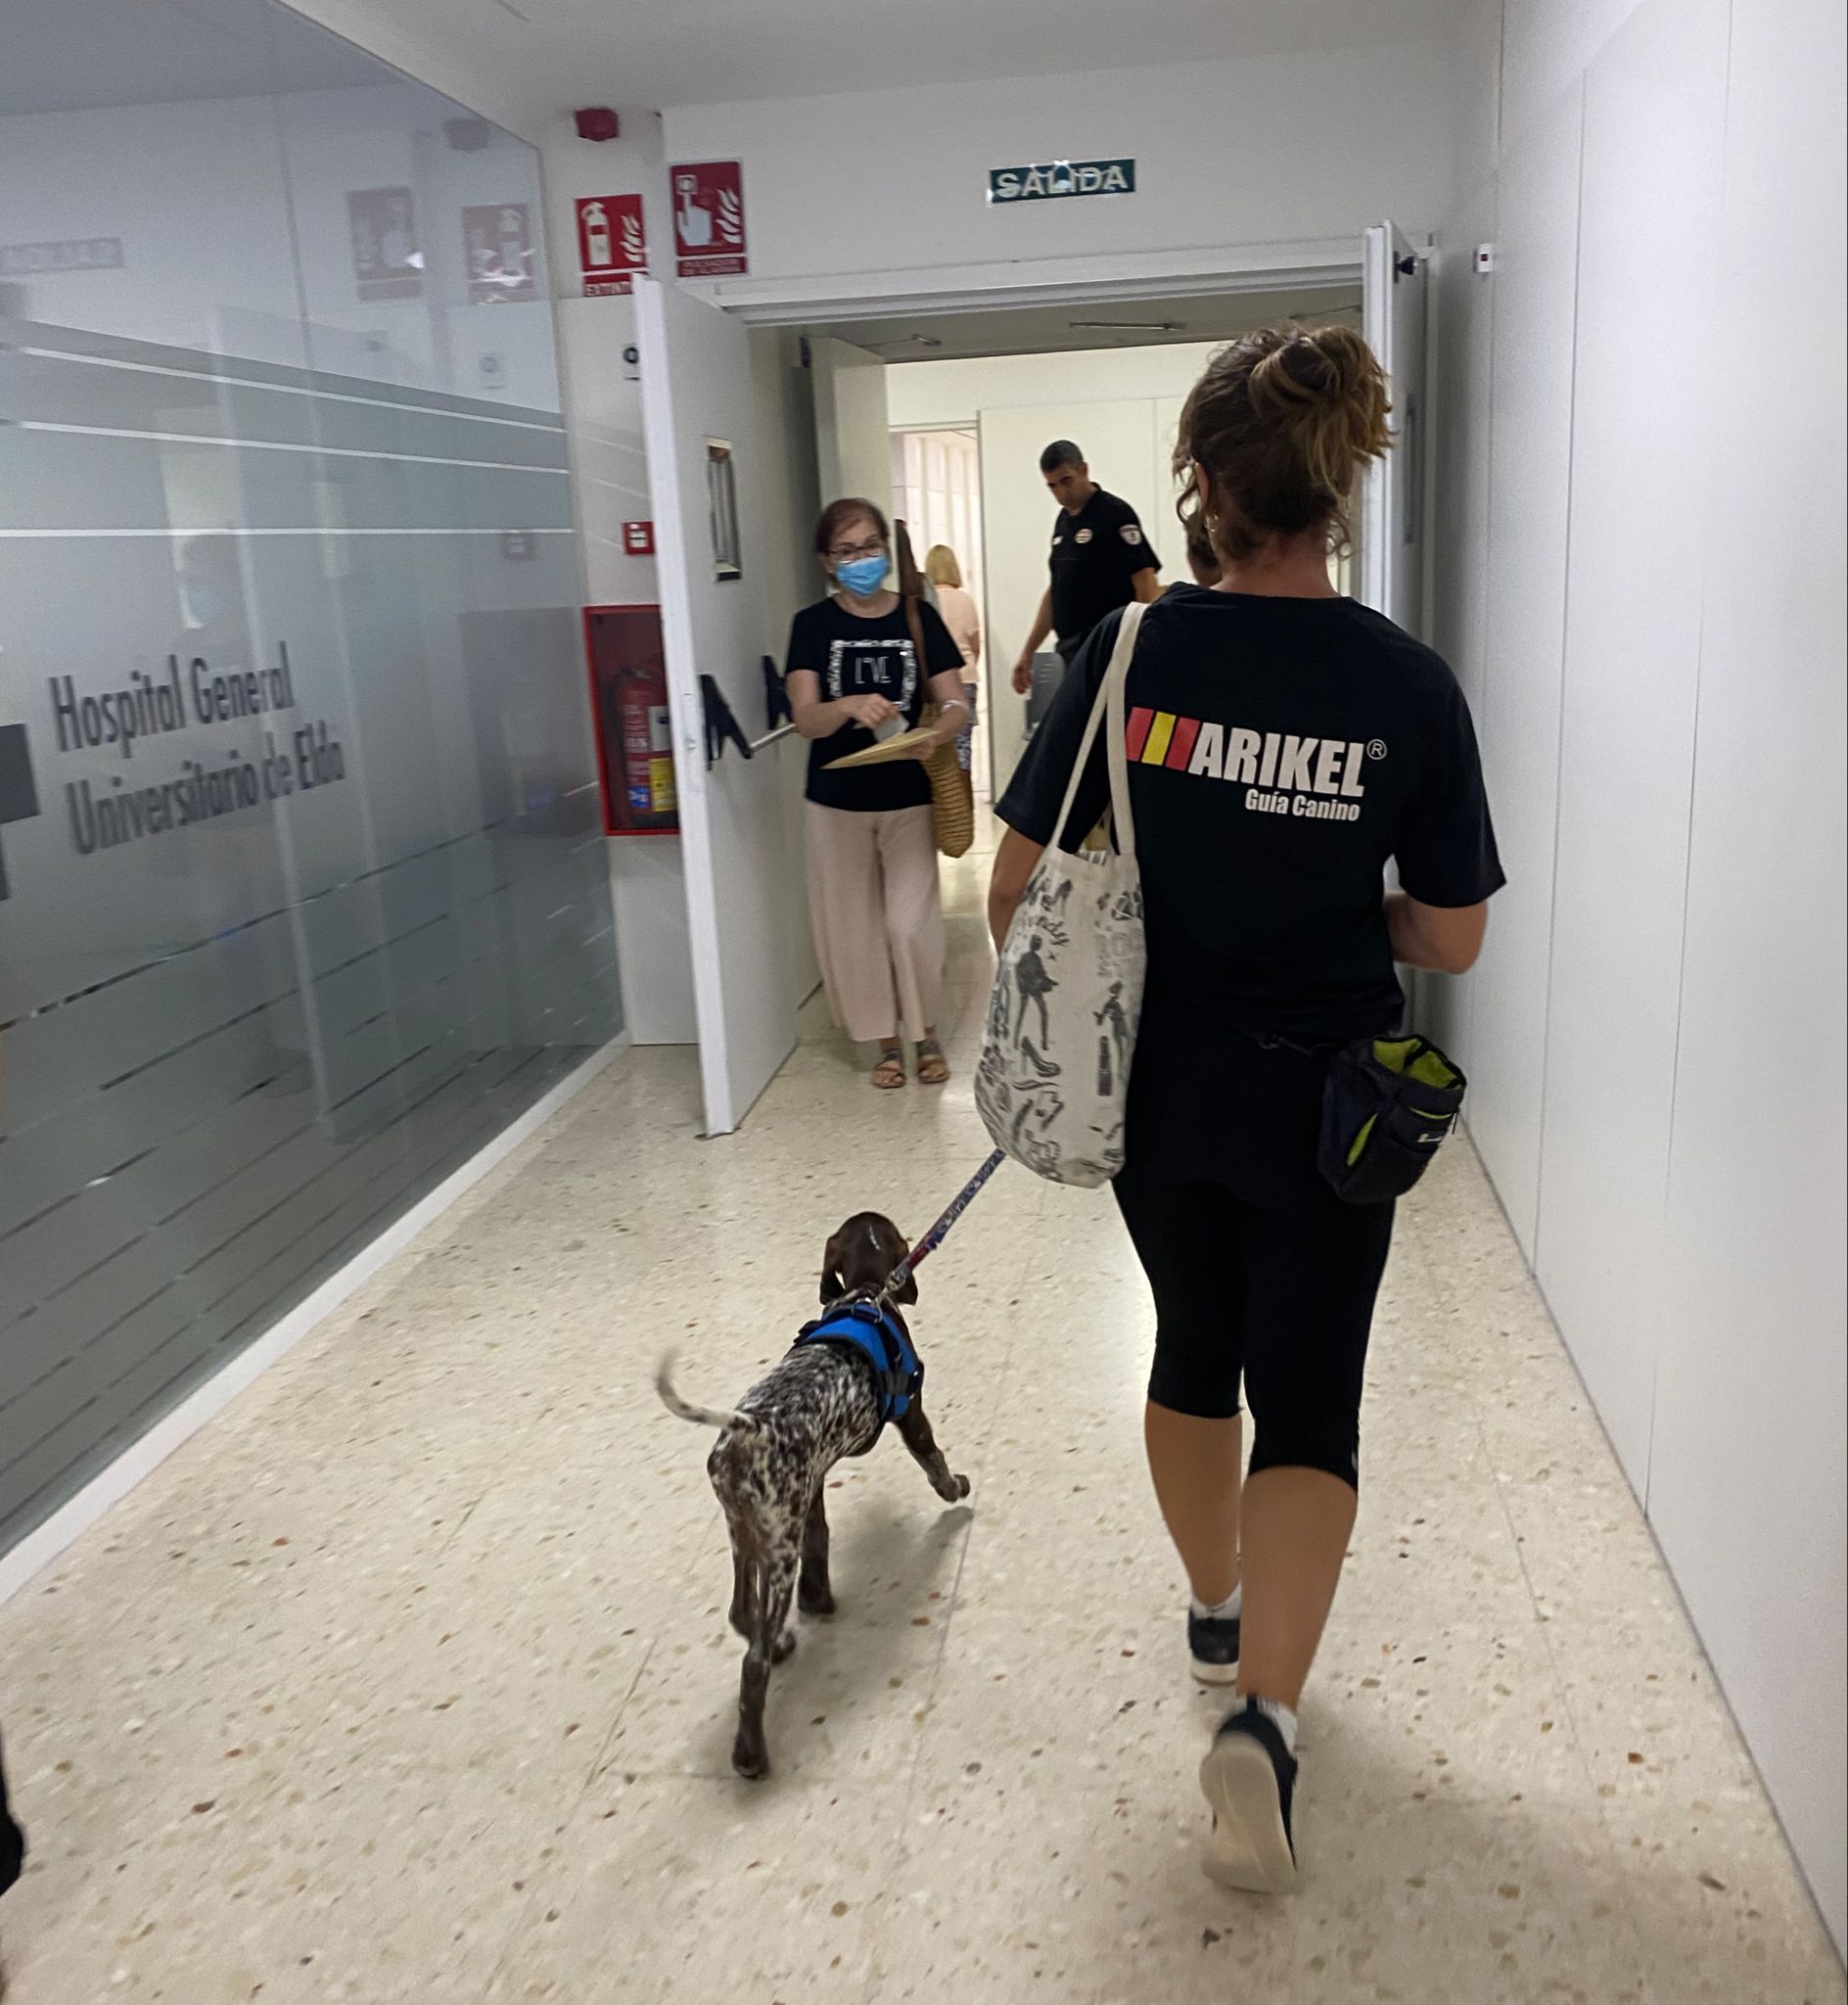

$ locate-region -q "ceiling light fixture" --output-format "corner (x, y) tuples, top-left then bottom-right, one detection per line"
(1068, 319), (1185, 334)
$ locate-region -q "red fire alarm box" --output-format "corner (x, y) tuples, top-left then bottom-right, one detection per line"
(584, 604), (678, 834)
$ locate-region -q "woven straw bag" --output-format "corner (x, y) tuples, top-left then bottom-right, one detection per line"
(896, 520), (976, 859)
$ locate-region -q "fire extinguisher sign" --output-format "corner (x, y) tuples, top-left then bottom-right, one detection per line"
(577, 194), (647, 297)
(671, 162), (748, 277)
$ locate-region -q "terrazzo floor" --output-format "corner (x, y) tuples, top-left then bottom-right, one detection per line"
(0, 838), (1839, 2003)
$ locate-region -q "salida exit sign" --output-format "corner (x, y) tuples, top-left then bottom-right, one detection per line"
(988, 158), (1135, 204)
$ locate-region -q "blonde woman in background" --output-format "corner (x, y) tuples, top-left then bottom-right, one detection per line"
(924, 545), (981, 772)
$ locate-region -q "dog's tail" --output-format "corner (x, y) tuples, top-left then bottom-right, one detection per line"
(655, 1351), (757, 1433)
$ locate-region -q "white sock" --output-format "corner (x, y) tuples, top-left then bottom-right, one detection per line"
(1248, 1697), (1299, 1758)
(1190, 1583), (1242, 1622)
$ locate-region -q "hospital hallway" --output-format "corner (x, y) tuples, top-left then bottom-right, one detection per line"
(0, 829), (1836, 2005)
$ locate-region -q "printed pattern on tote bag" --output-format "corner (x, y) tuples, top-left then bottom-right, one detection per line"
(976, 606), (1148, 1189)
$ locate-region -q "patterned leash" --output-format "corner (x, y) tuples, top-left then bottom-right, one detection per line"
(877, 1148), (1007, 1305)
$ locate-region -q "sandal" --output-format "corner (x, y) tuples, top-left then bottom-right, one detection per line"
(872, 1045), (906, 1090)
(915, 1038), (950, 1087)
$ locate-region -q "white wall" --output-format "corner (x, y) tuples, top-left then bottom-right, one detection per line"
(1432, 0), (1847, 1953)
(887, 343), (1226, 427)
(810, 338), (892, 515)
(661, 44), (1455, 301)
(0, 86), (558, 406)
(891, 342), (1215, 793)
(535, 112), (699, 1049)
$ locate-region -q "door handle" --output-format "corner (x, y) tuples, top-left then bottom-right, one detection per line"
(700, 674), (753, 768)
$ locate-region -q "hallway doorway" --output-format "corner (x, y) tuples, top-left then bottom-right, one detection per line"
(890, 424), (987, 797)
(795, 279), (1366, 801)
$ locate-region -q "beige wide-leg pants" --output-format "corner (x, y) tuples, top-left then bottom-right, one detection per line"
(804, 801), (944, 1044)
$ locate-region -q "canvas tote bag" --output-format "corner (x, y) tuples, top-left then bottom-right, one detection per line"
(975, 603), (1148, 1187)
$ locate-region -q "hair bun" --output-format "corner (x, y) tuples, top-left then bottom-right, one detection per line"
(1249, 327), (1370, 412)
(1171, 322), (1391, 564)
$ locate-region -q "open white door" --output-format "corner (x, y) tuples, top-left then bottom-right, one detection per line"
(635, 277), (799, 1135)
(810, 337), (892, 511)
(1360, 221), (1428, 635)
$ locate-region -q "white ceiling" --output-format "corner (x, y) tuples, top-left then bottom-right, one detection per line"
(292, 0), (1461, 123)
(2, 0), (385, 117)
(823, 284), (1362, 365)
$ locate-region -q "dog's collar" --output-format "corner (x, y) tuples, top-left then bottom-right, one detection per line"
(792, 1298), (922, 1433)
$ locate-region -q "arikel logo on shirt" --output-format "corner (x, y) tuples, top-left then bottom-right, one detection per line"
(1127, 705), (1382, 823)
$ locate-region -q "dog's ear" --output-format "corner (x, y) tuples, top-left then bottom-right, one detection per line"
(819, 1229), (848, 1308)
(882, 1219), (920, 1307)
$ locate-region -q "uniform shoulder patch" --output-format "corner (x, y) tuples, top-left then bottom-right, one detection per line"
(1121, 524), (1143, 546)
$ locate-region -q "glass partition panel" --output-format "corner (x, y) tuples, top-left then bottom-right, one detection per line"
(0, 0), (619, 1555)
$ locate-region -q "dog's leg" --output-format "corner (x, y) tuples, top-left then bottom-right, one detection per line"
(898, 1402), (972, 1503)
(799, 1488), (835, 1617)
(725, 1511), (757, 1641)
(733, 1542), (799, 1782)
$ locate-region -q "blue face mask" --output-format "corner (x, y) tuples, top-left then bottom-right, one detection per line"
(835, 555), (889, 598)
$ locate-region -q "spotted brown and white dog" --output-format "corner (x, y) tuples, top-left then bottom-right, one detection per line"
(656, 1212), (971, 1780)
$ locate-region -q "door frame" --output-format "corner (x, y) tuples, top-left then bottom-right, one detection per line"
(708, 240), (1369, 798)
(682, 236), (1363, 328)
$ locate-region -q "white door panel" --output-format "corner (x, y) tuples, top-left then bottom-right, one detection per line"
(1361, 220), (1428, 636)
(635, 277), (798, 1134)
(811, 337), (891, 513)
(1361, 219), (1432, 1028)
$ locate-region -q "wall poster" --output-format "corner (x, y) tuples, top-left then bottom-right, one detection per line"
(462, 203), (536, 303)
(347, 187), (423, 300)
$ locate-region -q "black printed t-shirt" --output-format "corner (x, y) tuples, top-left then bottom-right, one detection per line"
(1048, 488), (1160, 653)
(998, 586), (1504, 1048)
(786, 594), (964, 812)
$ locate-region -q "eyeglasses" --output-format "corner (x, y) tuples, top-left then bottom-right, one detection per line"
(828, 537), (886, 561)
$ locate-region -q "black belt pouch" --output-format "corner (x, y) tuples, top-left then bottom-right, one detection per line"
(1317, 1035), (1466, 1206)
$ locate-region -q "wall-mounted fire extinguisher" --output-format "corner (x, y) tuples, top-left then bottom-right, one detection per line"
(617, 653), (675, 823)
(585, 605), (678, 833)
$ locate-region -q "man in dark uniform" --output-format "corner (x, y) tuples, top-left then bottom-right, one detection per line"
(1009, 441), (1162, 694)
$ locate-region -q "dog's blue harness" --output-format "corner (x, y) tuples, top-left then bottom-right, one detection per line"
(792, 1299), (922, 1431)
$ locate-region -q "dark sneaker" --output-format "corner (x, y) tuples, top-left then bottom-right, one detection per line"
(1199, 1702), (1299, 1893)
(1188, 1604), (1241, 1686)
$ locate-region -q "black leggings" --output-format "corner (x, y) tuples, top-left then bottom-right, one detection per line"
(1112, 1161), (1394, 1490)
(0, 1733), (22, 1895)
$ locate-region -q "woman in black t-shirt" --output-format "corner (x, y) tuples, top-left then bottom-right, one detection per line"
(991, 328), (1503, 1893)
(787, 499), (970, 1089)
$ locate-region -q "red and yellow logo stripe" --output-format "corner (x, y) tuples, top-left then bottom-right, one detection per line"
(1126, 706), (1201, 772)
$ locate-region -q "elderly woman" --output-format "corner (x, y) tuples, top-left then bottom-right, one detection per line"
(785, 500), (969, 1089)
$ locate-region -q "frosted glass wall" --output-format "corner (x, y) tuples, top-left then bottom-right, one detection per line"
(0, 0), (621, 1555)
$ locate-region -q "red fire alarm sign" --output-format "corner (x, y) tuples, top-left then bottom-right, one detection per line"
(622, 521), (655, 557)
(578, 194), (647, 297)
(671, 162), (748, 278)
